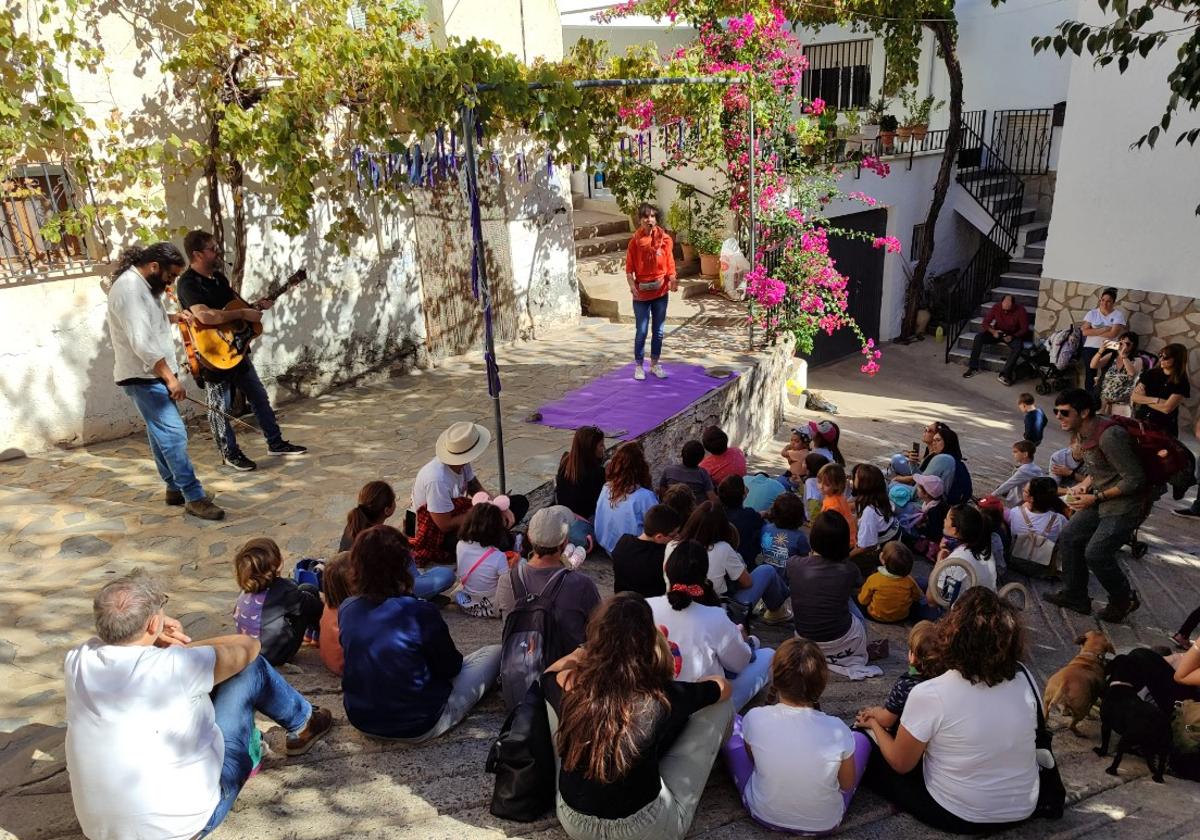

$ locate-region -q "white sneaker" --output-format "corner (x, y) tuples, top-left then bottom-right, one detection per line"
(634, 366), (646, 381)
(650, 364), (668, 379)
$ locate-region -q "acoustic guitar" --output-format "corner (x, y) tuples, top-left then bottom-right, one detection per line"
(180, 269), (308, 372)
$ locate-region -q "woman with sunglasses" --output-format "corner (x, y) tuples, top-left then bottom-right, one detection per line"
(1131, 343), (1191, 437)
(1091, 330), (1143, 417)
(625, 204), (678, 381)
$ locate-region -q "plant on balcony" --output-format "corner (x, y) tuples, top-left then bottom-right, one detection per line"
(879, 114), (899, 152)
(861, 98), (888, 141)
(900, 89), (944, 141)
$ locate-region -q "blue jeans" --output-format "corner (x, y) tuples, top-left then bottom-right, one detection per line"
(201, 656), (313, 835)
(1057, 505), (1140, 602)
(207, 362), (283, 457)
(394, 645), (502, 743)
(409, 561), (456, 600)
(730, 647), (774, 711)
(730, 565), (787, 611)
(122, 381), (205, 502)
(633, 294), (669, 364)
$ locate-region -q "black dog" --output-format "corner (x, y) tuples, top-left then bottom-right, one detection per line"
(1094, 654), (1172, 783)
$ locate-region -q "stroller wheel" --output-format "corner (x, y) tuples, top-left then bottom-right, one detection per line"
(1131, 540), (1148, 560)
(1035, 383), (1051, 396)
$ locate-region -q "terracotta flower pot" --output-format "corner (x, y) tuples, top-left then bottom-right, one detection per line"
(681, 243), (697, 262)
(912, 124), (929, 141)
(879, 131), (896, 152)
(896, 125), (913, 140)
(699, 252), (720, 279)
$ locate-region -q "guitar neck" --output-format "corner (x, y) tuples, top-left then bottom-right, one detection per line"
(258, 269), (308, 304)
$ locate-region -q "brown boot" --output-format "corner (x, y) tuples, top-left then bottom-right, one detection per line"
(184, 496), (225, 521)
(286, 707), (333, 756)
(165, 489), (185, 506)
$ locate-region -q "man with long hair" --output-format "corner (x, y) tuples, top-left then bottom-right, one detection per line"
(105, 242), (224, 520)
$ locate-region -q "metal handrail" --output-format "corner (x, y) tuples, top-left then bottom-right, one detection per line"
(956, 116), (1024, 253)
(942, 223), (1012, 363)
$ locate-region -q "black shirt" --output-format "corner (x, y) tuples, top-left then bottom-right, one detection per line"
(555, 460), (607, 520)
(176, 267), (248, 380)
(612, 535), (667, 598)
(1135, 366), (1191, 437)
(787, 554), (863, 642)
(543, 672), (720, 818)
(725, 504), (764, 567)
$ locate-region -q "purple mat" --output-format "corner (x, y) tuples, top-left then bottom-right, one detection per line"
(534, 362), (739, 441)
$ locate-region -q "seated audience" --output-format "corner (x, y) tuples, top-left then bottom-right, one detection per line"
(455, 501), (516, 618)
(1091, 332), (1143, 417)
(719, 475), (765, 567)
(850, 464), (898, 566)
(759, 492), (810, 571)
(857, 542), (923, 624)
(781, 426), (811, 469)
(976, 495), (1010, 578)
(232, 537), (322, 666)
(806, 419), (845, 466)
(612, 504), (683, 598)
(1009, 477), (1069, 548)
(723, 638), (872, 834)
(803, 452), (831, 522)
(340, 480), (456, 600)
(660, 482), (697, 525)
(410, 421), (529, 565)
(594, 441), (659, 555)
(340, 525), (501, 740)
(1048, 445), (1084, 488)
(744, 472), (787, 513)
(65, 569), (332, 840)
(1080, 286), (1128, 392)
(962, 293), (1030, 386)
(1017, 393), (1048, 444)
(860, 587), (1039, 833)
(544, 593), (733, 840)
(556, 425), (608, 548)
(319, 551), (353, 677)
(909, 474), (948, 548)
(650, 541), (774, 710)
(818, 463), (858, 549)
(932, 503), (998, 601)
(856, 621), (938, 731)
(658, 440), (717, 502)
(889, 483), (923, 535)
(893, 425), (968, 504)
(993, 440), (1045, 508)
(700, 425), (747, 485)
(1132, 342), (1191, 437)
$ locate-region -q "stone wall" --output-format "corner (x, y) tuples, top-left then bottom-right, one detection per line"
(1037, 277), (1200, 427)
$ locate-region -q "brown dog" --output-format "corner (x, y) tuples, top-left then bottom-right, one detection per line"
(1043, 630), (1115, 735)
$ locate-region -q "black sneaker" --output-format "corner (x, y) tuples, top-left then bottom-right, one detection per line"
(1097, 590), (1141, 623)
(962, 369), (977, 379)
(998, 374), (1014, 386)
(269, 441), (308, 456)
(223, 451), (258, 472)
(1173, 506), (1200, 520)
(1043, 589), (1092, 615)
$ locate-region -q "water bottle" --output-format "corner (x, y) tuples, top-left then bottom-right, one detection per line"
(513, 533), (524, 555)
(935, 325), (944, 343)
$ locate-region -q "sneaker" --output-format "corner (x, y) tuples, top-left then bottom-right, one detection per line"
(650, 364), (668, 379)
(268, 441), (308, 456)
(1173, 506), (1200, 519)
(962, 368), (977, 379)
(184, 496), (226, 521)
(761, 603), (794, 626)
(1171, 632), (1191, 650)
(286, 706), (333, 756)
(633, 366), (646, 381)
(998, 374), (1014, 386)
(165, 489), (185, 506)
(223, 451), (257, 472)
(1042, 589), (1092, 615)
(1097, 590), (1141, 623)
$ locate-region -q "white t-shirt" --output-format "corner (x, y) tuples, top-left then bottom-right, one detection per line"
(65, 640), (222, 840)
(1009, 507), (1067, 542)
(1082, 306), (1127, 349)
(648, 597), (751, 679)
(938, 544), (997, 597)
(411, 458), (476, 514)
(665, 539), (746, 596)
(742, 705), (855, 832)
(456, 540), (508, 597)
(856, 504), (896, 549)
(900, 669), (1039, 824)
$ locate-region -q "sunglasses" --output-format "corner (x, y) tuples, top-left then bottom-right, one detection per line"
(1053, 408), (1073, 417)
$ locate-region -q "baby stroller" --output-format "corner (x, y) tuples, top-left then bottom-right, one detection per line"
(1020, 325), (1082, 395)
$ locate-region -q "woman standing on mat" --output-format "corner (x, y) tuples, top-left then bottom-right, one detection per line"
(626, 203), (677, 381)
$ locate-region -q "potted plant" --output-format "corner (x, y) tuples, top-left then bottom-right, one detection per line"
(609, 162), (657, 226)
(861, 97), (886, 141)
(879, 114), (898, 152)
(818, 107), (839, 140)
(667, 185), (698, 262)
(691, 198), (726, 280)
(899, 88), (943, 142)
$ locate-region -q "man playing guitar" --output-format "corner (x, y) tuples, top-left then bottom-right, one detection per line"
(176, 230), (307, 472)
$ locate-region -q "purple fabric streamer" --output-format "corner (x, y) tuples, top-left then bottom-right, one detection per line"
(546, 151), (554, 177)
(532, 363), (739, 441)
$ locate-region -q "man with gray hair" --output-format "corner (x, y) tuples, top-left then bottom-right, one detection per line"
(64, 569), (332, 839)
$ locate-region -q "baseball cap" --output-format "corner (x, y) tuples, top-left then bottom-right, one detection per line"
(913, 473), (944, 499)
(528, 505), (573, 549)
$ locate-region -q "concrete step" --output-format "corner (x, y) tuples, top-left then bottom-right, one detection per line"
(573, 196), (622, 215)
(575, 231), (633, 259)
(996, 272), (1041, 292)
(572, 212), (630, 242)
(947, 341), (1019, 373)
(1024, 243), (1046, 260)
(1007, 257), (1043, 277)
(989, 285), (1039, 308)
(1019, 221), (1049, 245)
(1012, 207), (1037, 228)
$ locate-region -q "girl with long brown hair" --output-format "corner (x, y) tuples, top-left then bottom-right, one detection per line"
(556, 425), (608, 552)
(545, 592), (731, 840)
(594, 442), (658, 554)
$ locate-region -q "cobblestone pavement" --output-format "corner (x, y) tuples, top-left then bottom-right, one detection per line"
(2, 331), (1200, 839)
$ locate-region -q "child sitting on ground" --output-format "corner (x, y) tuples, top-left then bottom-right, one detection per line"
(849, 464), (898, 570)
(720, 475), (765, 566)
(905, 474), (948, 555)
(781, 426), (810, 470)
(932, 503), (998, 604)
(660, 482), (697, 524)
(857, 542), (923, 623)
(233, 537), (323, 666)
(855, 620), (938, 733)
(612, 503), (682, 598)
(806, 419), (845, 466)
(993, 440), (1045, 508)
(700, 424), (748, 485)
(759, 492), (810, 571)
(976, 495), (1011, 579)
(658, 440), (717, 503)
(818, 463), (858, 549)
(723, 637), (872, 834)
(803, 452), (831, 522)
(455, 501), (518, 618)
(318, 551), (352, 676)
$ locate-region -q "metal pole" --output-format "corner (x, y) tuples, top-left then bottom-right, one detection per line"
(747, 79), (756, 351)
(460, 106), (507, 492)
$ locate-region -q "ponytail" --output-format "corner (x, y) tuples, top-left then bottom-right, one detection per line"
(664, 540), (719, 611)
(345, 480), (396, 545)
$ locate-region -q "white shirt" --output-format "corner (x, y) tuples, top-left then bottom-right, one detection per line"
(106, 268), (177, 383)
(742, 704), (855, 832)
(65, 640), (221, 840)
(856, 504), (896, 549)
(664, 539), (745, 596)
(940, 544), (997, 594)
(804, 477), (824, 519)
(1082, 306), (1127, 349)
(456, 540), (508, 597)
(1009, 507), (1067, 542)
(993, 462), (1046, 508)
(411, 457), (476, 514)
(648, 597), (751, 679)
(901, 669), (1039, 824)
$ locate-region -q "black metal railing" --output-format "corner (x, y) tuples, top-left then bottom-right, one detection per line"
(955, 115), (1024, 253)
(831, 110), (986, 177)
(990, 108), (1055, 175)
(1, 160), (107, 282)
(942, 223), (1012, 362)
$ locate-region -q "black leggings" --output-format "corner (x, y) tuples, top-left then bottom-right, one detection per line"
(1179, 606), (1200, 640)
(862, 746), (1030, 835)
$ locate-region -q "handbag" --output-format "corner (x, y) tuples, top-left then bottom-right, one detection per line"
(1019, 664), (1066, 819)
(1011, 508), (1057, 568)
(486, 679), (556, 821)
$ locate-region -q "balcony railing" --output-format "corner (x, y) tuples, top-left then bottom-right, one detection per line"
(991, 109), (1055, 175)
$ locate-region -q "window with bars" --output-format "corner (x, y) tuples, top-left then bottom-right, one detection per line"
(1, 162), (105, 280)
(910, 223), (927, 261)
(800, 39), (873, 111)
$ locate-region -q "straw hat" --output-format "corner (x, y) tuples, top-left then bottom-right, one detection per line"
(436, 421), (492, 466)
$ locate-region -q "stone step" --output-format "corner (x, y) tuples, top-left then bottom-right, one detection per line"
(573, 195), (622, 215)
(996, 272), (1041, 292)
(1012, 207), (1037, 228)
(1024, 243), (1046, 260)
(947, 336), (1029, 373)
(1007, 257), (1043, 277)
(1019, 221), (1049, 245)
(989, 285), (1039, 308)
(572, 217), (630, 241)
(575, 231), (633, 259)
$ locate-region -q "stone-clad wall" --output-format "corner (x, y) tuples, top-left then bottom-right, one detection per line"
(1037, 278), (1200, 428)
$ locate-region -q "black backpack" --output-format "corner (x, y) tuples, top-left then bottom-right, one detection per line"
(500, 566), (570, 713)
(486, 679), (556, 821)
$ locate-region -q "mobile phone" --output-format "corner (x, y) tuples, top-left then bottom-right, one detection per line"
(912, 441), (920, 454)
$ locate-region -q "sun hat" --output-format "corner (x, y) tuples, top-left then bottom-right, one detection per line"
(889, 452), (914, 477)
(889, 483), (916, 509)
(912, 473), (944, 499)
(527, 505), (573, 549)
(436, 421), (492, 466)
(807, 419), (839, 445)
